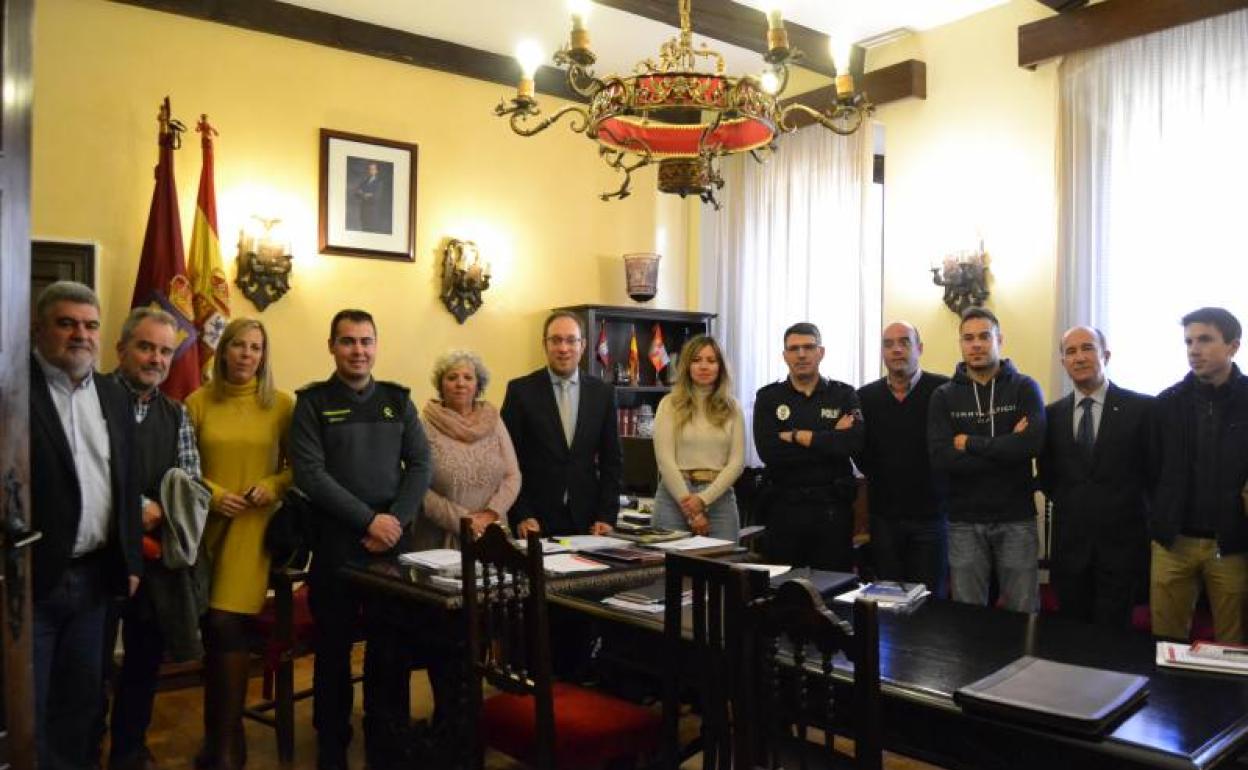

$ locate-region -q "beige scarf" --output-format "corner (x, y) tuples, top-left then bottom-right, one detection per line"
(422, 399), (499, 443)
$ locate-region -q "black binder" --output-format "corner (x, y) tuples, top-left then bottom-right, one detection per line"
(954, 656), (1149, 737)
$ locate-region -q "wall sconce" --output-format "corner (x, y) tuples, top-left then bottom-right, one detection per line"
(236, 216), (293, 312)
(931, 242), (991, 314)
(440, 238), (491, 324)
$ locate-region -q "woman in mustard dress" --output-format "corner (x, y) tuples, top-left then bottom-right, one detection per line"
(185, 318), (293, 770)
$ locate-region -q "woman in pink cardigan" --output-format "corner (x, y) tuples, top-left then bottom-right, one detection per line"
(416, 350), (520, 548)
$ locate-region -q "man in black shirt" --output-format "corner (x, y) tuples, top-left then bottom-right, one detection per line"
(754, 322), (864, 570)
(857, 321), (949, 595)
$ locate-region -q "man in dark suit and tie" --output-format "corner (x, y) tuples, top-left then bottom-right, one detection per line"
(30, 281), (142, 769)
(502, 310), (622, 537)
(1038, 326), (1152, 629)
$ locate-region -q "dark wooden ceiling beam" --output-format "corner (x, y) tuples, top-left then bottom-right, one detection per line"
(779, 59), (926, 130)
(1019, 0), (1248, 68)
(108, 0), (584, 102)
(593, 0), (839, 76)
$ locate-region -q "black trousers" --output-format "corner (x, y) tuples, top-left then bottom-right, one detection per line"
(1052, 554), (1142, 629)
(308, 562), (412, 756)
(763, 498), (855, 572)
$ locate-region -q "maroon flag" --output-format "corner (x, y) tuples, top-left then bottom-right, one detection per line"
(131, 97), (199, 400)
(596, 321), (610, 368)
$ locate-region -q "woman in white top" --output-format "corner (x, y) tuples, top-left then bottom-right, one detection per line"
(652, 335), (746, 540)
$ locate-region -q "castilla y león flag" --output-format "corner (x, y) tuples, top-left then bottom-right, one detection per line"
(130, 96), (199, 400)
(188, 115), (230, 382)
(648, 323), (670, 373)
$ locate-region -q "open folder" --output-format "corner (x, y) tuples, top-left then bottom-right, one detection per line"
(954, 656), (1149, 737)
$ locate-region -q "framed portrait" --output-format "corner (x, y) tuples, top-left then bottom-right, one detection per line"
(318, 129), (418, 261)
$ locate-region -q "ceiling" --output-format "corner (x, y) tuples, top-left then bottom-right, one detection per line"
(281, 0), (1009, 79)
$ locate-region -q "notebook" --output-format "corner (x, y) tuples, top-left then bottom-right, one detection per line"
(954, 656), (1149, 736)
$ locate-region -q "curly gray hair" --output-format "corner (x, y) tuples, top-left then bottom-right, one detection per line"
(431, 349), (490, 400)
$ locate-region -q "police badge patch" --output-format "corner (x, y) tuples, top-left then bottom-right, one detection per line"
(776, 404), (791, 420)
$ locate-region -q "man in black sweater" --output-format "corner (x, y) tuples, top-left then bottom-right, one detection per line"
(929, 307), (1046, 612)
(291, 309), (433, 770)
(1150, 307), (1248, 643)
(857, 321), (949, 596)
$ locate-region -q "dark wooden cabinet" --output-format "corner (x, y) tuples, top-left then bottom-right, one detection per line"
(554, 303), (715, 395)
(554, 305), (716, 495)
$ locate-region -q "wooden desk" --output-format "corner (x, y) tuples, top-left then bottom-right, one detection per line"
(550, 578), (1248, 770)
(345, 557), (1248, 770)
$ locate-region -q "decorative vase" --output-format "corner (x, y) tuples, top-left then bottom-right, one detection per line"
(623, 253), (661, 303)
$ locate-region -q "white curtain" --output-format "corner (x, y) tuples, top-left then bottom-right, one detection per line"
(700, 124), (876, 465)
(1055, 9), (1248, 395)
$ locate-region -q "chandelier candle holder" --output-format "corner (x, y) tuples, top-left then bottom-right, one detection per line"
(494, 0), (872, 209)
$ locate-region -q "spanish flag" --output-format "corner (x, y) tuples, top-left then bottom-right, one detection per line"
(188, 115), (230, 382)
(130, 97), (199, 400)
(628, 326), (640, 384)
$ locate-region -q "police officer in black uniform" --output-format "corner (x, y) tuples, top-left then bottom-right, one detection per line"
(754, 322), (864, 571)
(290, 309), (432, 770)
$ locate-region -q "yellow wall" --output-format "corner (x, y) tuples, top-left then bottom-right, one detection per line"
(868, 0), (1062, 393)
(33, 0), (689, 402)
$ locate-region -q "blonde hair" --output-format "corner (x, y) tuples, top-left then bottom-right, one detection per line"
(667, 335), (735, 428)
(210, 317), (277, 408)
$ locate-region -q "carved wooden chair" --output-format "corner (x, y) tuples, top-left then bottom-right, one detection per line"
(661, 551), (771, 770)
(461, 520), (661, 770)
(747, 580), (882, 770)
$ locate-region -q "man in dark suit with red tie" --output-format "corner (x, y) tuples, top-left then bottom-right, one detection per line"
(1039, 326), (1152, 628)
(502, 311), (622, 537)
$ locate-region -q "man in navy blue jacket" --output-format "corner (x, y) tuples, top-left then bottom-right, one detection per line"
(1150, 307), (1248, 643)
(929, 307), (1046, 612)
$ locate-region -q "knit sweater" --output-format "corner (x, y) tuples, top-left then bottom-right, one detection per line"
(415, 400), (521, 549)
(653, 390), (745, 505)
(185, 379), (294, 614)
(857, 371), (949, 520)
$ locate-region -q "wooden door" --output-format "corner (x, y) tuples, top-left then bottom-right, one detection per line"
(0, 0), (36, 767)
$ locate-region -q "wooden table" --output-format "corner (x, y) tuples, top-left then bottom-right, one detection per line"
(346, 556), (1248, 770)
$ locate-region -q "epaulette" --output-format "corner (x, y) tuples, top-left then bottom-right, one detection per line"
(296, 379), (333, 395)
(375, 380), (412, 395)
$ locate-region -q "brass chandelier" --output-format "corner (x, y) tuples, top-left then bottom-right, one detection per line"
(494, 0), (872, 208)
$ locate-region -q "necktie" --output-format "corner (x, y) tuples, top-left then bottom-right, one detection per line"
(557, 379), (574, 447)
(1076, 396), (1095, 459)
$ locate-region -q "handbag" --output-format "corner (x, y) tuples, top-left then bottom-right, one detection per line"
(264, 487), (316, 570)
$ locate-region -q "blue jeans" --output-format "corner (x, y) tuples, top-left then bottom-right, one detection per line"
(34, 559), (110, 770)
(653, 479), (740, 541)
(948, 521), (1039, 613)
(870, 516), (948, 599)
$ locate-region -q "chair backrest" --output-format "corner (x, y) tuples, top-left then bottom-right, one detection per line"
(748, 580), (882, 770)
(662, 551), (771, 770)
(461, 520), (555, 770)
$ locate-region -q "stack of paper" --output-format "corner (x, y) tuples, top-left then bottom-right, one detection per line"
(398, 549), (461, 572)
(835, 583), (931, 612)
(648, 535), (736, 551)
(542, 553), (611, 575)
(740, 564), (792, 578)
(552, 535), (632, 551)
(1157, 641), (1248, 676)
(861, 581), (927, 603)
(602, 580), (692, 614)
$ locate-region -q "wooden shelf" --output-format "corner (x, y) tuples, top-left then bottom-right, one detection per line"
(614, 385), (670, 394)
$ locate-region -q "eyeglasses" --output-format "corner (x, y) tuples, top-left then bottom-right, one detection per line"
(545, 335), (583, 347)
(784, 343), (819, 354)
